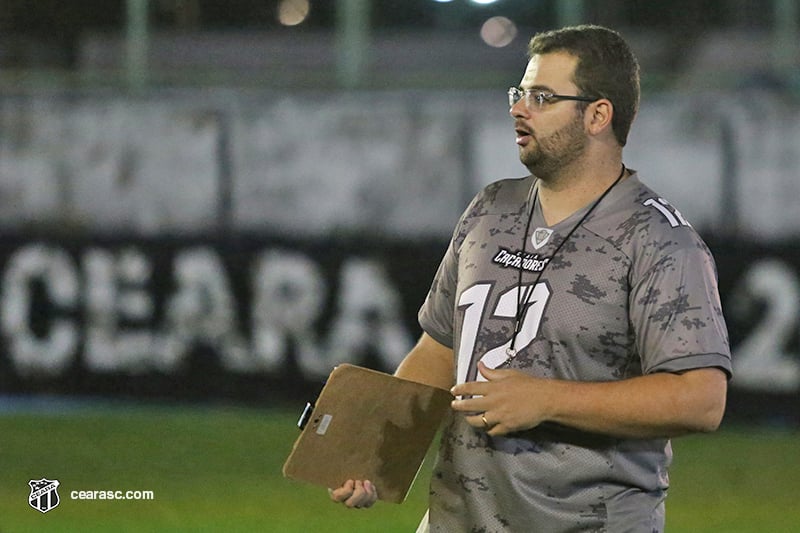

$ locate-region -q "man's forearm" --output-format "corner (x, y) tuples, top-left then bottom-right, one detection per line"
(451, 364), (728, 439)
(543, 368), (728, 438)
(394, 333), (455, 391)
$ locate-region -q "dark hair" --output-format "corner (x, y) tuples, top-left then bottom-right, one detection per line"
(528, 25), (640, 147)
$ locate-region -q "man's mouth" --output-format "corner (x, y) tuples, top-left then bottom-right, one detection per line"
(515, 127), (532, 145)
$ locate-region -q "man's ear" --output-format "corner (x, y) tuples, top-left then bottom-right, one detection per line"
(585, 98), (614, 137)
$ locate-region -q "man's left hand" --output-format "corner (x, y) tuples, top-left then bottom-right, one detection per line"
(450, 361), (551, 436)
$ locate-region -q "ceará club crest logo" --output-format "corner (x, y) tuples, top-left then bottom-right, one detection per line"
(29, 478), (60, 513)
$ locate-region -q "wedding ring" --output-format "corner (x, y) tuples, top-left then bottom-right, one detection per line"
(481, 414), (490, 429)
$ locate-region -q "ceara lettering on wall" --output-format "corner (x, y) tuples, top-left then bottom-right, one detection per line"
(0, 243), (412, 380)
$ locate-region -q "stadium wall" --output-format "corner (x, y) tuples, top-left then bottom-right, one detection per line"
(0, 90), (798, 424)
(0, 234), (796, 425)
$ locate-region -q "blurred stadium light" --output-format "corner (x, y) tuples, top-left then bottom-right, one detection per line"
(277, 0), (312, 26)
(480, 16), (517, 47)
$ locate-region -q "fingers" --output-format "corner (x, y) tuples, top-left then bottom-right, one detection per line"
(329, 479), (354, 503)
(466, 411), (498, 431)
(329, 479), (378, 509)
(466, 412), (492, 430)
(477, 361), (501, 379)
(462, 411), (514, 436)
(450, 385), (488, 404)
(450, 393), (487, 413)
(347, 480), (378, 508)
(450, 363), (513, 397)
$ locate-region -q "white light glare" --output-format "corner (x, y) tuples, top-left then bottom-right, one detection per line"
(471, 0), (501, 5)
(480, 16), (517, 48)
(277, 0), (311, 26)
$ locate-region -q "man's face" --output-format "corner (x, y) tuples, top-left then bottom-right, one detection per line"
(511, 52), (588, 178)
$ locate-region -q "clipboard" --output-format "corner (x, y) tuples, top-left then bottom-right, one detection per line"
(282, 364), (453, 503)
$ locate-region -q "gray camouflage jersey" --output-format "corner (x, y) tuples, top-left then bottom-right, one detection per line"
(418, 172), (731, 532)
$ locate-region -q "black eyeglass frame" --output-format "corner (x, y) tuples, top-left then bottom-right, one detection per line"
(508, 87), (598, 109)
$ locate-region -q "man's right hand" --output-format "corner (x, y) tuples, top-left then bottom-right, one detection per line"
(329, 479), (379, 509)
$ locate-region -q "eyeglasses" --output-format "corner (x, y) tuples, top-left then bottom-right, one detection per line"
(508, 87), (597, 110)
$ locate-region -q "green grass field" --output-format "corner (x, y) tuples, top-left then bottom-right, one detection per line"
(0, 402), (798, 532)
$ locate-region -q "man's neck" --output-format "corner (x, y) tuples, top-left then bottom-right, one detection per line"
(535, 157), (626, 226)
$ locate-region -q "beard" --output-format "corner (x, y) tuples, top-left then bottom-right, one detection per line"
(519, 110), (587, 180)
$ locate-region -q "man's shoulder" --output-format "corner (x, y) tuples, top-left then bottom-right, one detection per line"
(449, 175), (533, 248)
(467, 175), (533, 215)
(588, 175), (711, 258)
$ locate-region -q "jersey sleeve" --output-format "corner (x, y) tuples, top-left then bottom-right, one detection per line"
(417, 239), (458, 349)
(417, 188), (486, 349)
(629, 244), (732, 378)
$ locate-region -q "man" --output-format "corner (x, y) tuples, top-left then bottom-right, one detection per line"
(331, 24), (731, 532)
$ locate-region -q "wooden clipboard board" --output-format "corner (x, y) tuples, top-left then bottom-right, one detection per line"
(282, 364), (453, 503)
